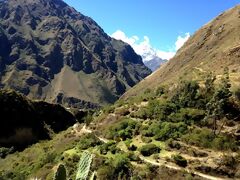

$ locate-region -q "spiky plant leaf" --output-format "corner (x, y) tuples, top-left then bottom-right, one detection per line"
(76, 151), (93, 180)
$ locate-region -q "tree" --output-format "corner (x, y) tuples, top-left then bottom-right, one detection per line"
(171, 80), (200, 108)
(204, 72), (216, 101)
(205, 68), (232, 135)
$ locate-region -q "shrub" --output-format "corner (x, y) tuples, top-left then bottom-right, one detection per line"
(111, 154), (131, 173)
(107, 118), (141, 140)
(103, 105), (115, 114)
(99, 141), (120, 155)
(171, 80), (200, 108)
(54, 164), (67, 180)
(139, 144), (161, 156)
(155, 86), (165, 97)
(0, 147), (14, 158)
(167, 139), (181, 150)
(234, 88), (240, 101)
(182, 128), (238, 151)
(127, 152), (140, 161)
(154, 122), (188, 141)
(128, 144), (137, 151)
(147, 99), (177, 120)
(169, 108), (205, 124)
(124, 139), (132, 148)
(97, 165), (114, 179)
(78, 133), (102, 150)
(172, 154), (187, 167)
(141, 136), (152, 143)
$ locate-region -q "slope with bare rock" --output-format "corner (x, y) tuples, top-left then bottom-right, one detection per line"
(0, 0), (151, 108)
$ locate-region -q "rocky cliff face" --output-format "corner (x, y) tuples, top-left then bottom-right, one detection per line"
(0, 0), (151, 108)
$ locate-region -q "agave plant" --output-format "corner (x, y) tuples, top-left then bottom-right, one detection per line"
(75, 151), (94, 180)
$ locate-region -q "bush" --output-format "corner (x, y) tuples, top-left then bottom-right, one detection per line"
(0, 147), (14, 158)
(155, 86), (165, 97)
(107, 118), (141, 140)
(169, 108), (205, 124)
(139, 144), (161, 156)
(167, 139), (181, 150)
(154, 122), (188, 141)
(234, 88), (240, 101)
(53, 164), (67, 180)
(78, 133), (102, 150)
(132, 100), (177, 121)
(97, 165), (114, 179)
(128, 144), (137, 151)
(141, 136), (152, 143)
(96, 153), (132, 179)
(171, 80), (201, 108)
(182, 128), (238, 151)
(99, 141), (120, 155)
(172, 154), (187, 167)
(127, 152), (140, 161)
(103, 105), (115, 114)
(111, 154), (131, 172)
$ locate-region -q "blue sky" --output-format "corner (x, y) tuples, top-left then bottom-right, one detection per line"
(63, 0), (239, 60)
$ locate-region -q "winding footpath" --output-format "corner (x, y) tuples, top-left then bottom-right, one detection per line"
(76, 124), (229, 180)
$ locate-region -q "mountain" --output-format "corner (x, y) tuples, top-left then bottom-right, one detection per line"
(144, 57), (167, 72)
(123, 5), (240, 98)
(0, 0), (151, 108)
(0, 5), (240, 180)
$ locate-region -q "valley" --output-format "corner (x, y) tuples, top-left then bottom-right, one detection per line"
(0, 0), (239, 180)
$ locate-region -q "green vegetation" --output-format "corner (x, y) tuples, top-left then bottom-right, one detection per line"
(139, 144), (161, 156)
(142, 121), (188, 141)
(78, 133), (102, 150)
(76, 151), (93, 180)
(0, 147), (14, 158)
(1, 69), (240, 179)
(172, 154), (187, 167)
(54, 164), (67, 180)
(106, 118), (141, 140)
(182, 128), (238, 151)
(99, 141), (120, 155)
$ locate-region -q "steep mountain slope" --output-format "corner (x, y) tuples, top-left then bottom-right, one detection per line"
(0, 0), (151, 108)
(123, 5), (240, 98)
(144, 57), (167, 72)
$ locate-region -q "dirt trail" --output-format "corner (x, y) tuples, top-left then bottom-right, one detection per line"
(140, 156), (227, 180)
(77, 124), (228, 180)
(74, 124), (109, 143)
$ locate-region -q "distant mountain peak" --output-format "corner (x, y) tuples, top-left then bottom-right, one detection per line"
(144, 57), (167, 72)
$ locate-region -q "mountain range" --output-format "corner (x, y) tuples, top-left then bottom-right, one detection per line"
(0, 1), (240, 180)
(143, 57), (167, 72)
(0, 0), (151, 108)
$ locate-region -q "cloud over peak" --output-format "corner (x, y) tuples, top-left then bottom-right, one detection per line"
(111, 30), (190, 61)
(175, 33), (190, 51)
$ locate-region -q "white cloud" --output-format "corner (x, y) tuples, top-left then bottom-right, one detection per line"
(175, 33), (190, 51)
(111, 30), (190, 61)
